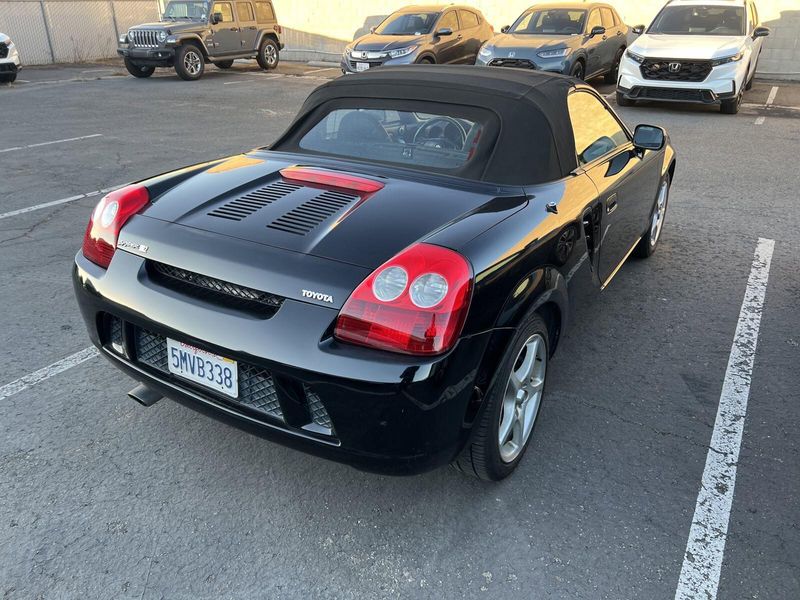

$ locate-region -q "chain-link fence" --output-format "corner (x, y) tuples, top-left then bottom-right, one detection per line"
(0, 0), (160, 65)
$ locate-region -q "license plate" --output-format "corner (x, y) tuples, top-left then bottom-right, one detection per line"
(356, 62), (370, 72)
(166, 338), (238, 398)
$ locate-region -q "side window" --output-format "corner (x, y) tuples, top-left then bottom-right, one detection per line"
(438, 10), (460, 31)
(586, 9), (603, 32)
(459, 10), (480, 29)
(601, 8), (615, 28)
(255, 1), (275, 23)
(213, 2), (234, 22)
(567, 91), (629, 165)
(236, 2), (254, 22)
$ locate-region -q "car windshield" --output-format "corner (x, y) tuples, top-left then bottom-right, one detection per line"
(510, 9), (587, 34)
(648, 5), (745, 35)
(163, 1), (208, 19)
(298, 108), (486, 171)
(375, 12), (438, 35)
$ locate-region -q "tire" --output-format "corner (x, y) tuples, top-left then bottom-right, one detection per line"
(214, 60), (235, 69)
(744, 62), (755, 91)
(174, 44), (205, 81)
(0, 72), (17, 84)
(124, 59), (155, 78)
(635, 173), (670, 258)
(604, 48), (624, 84)
(417, 56), (435, 64)
(569, 60), (585, 81)
(616, 90), (634, 107)
(256, 38), (279, 70)
(453, 311), (550, 481)
(720, 93), (741, 114)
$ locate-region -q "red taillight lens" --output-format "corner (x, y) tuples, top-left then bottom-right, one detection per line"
(334, 243), (473, 355)
(82, 184), (150, 269)
(280, 167), (385, 193)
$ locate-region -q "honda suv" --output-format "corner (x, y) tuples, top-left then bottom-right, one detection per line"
(119, 0), (283, 81)
(617, 0), (769, 114)
(341, 5), (494, 74)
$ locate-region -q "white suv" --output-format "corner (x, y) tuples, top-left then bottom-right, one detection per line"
(0, 32), (21, 84)
(617, 0), (769, 114)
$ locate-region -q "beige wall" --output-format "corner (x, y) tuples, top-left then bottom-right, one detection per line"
(273, 0), (799, 43)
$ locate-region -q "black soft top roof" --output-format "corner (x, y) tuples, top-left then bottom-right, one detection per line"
(271, 65), (580, 185)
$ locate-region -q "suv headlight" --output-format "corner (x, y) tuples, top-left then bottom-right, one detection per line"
(478, 45), (493, 58)
(537, 48), (570, 58)
(388, 45), (418, 59)
(625, 49), (645, 64)
(157, 31), (167, 43)
(711, 51), (743, 67)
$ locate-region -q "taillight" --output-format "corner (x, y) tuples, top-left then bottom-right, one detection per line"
(274, 24), (282, 34)
(334, 243), (473, 355)
(82, 184), (150, 269)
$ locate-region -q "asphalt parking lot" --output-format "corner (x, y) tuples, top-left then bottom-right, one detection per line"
(1, 61), (798, 599)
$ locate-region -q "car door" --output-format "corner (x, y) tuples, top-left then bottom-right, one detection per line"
(600, 7), (623, 64)
(458, 9), (482, 63)
(236, 1), (258, 51)
(210, 1), (240, 55)
(567, 90), (660, 285)
(434, 10), (461, 64)
(583, 9), (605, 76)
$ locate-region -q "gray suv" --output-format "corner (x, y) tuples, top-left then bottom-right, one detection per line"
(341, 4), (494, 74)
(119, 0), (283, 80)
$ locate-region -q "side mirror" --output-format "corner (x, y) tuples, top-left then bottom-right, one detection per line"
(632, 24), (645, 35)
(500, 25), (510, 33)
(589, 25), (606, 37)
(633, 124), (665, 151)
(435, 27), (453, 37)
(753, 26), (770, 38)
(211, 12), (222, 24)
(369, 26), (376, 34)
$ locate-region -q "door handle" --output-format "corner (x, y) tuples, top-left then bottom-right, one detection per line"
(249, 26), (257, 30)
(606, 193), (618, 214)
(230, 27), (238, 31)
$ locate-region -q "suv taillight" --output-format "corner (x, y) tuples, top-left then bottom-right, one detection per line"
(274, 25), (282, 34)
(82, 185), (150, 269)
(334, 243), (473, 356)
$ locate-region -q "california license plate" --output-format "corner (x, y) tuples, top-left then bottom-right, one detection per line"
(356, 62), (370, 72)
(166, 338), (238, 398)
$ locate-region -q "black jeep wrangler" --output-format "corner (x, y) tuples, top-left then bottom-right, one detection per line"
(119, 0), (283, 80)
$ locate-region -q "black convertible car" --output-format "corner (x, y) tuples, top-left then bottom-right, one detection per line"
(74, 66), (674, 480)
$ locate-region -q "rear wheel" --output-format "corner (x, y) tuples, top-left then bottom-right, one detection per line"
(124, 59), (155, 78)
(256, 38), (279, 70)
(720, 92), (741, 114)
(0, 72), (17, 84)
(616, 90), (634, 107)
(214, 60), (235, 69)
(174, 44), (205, 81)
(604, 48), (624, 84)
(569, 60), (585, 81)
(636, 173), (670, 258)
(453, 311), (550, 481)
(416, 56), (435, 64)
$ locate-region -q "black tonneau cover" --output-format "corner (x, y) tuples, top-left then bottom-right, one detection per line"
(271, 65), (579, 185)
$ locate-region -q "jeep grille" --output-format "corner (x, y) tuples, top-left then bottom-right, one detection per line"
(130, 30), (161, 48)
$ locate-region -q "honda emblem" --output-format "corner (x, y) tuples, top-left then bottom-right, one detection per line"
(668, 62), (682, 73)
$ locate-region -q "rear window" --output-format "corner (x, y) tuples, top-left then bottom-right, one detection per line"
(297, 107), (489, 172)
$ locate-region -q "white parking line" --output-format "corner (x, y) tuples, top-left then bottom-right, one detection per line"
(305, 67), (339, 75)
(0, 133), (103, 154)
(674, 237), (775, 600)
(0, 347), (98, 401)
(754, 86), (779, 125)
(0, 184), (123, 220)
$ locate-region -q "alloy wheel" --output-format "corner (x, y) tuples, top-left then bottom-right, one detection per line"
(498, 333), (547, 463)
(184, 50), (202, 75)
(265, 44), (277, 67)
(650, 179), (669, 246)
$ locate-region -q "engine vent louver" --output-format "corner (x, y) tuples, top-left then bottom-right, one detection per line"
(208, 181), (301, 221)
(267, 190), (358, 236)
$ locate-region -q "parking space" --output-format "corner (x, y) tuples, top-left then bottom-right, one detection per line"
(0, 65), (798, 599)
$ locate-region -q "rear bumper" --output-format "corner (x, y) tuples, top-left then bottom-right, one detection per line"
(118, 46), (176, 66)
(73, 250), (496, 475)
